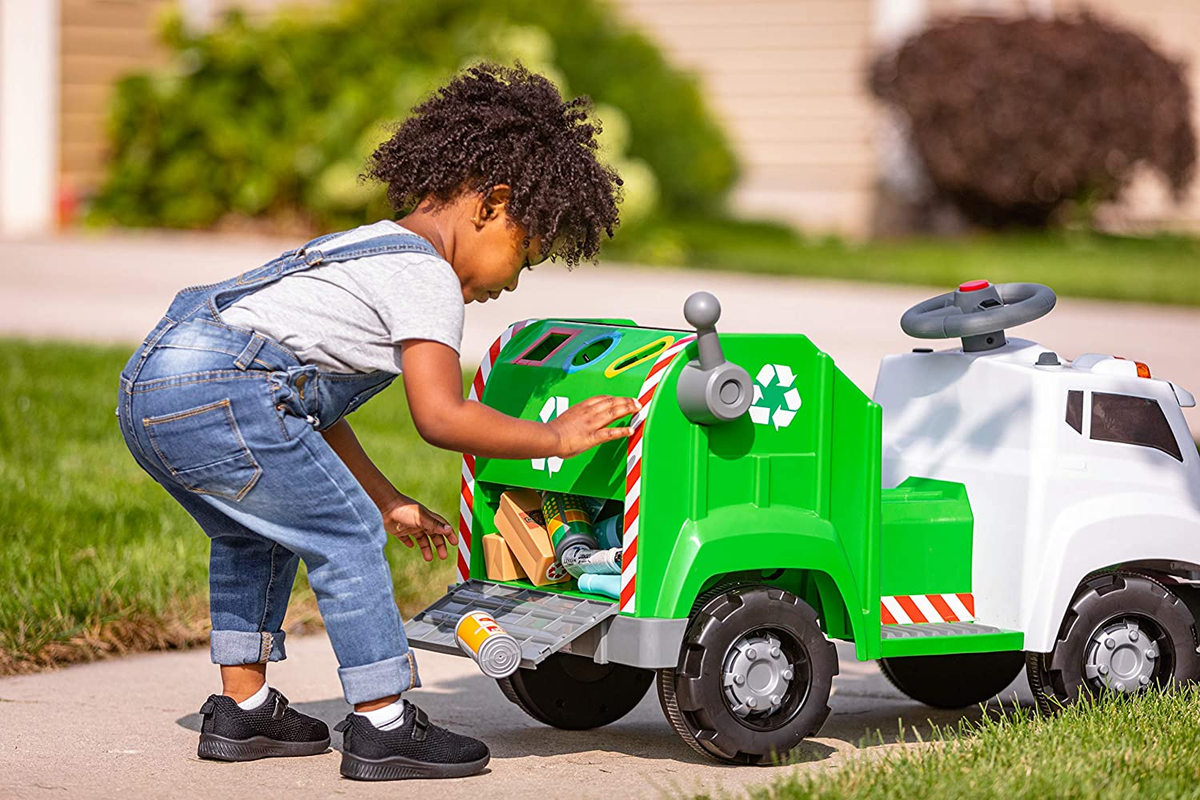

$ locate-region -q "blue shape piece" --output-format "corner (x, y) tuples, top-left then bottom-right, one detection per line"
(562, 331), (623, 374)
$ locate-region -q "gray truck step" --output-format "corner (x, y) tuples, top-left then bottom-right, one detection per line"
(404, 580), (618, 668)
(881, 622), (1008, 639)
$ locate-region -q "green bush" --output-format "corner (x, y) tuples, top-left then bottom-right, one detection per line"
(89, 0), (737, 233)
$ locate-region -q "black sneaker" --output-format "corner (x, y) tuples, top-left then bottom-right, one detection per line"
(196, 689), (330, 762)
(334, 703), (490, 780)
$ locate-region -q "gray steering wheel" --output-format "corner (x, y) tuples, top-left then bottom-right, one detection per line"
(900, 281), (1056, 352)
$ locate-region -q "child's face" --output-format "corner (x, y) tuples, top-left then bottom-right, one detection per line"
(457, 186), (544, 305)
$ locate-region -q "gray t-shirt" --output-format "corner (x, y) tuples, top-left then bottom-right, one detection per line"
(223, 220), (464, 373)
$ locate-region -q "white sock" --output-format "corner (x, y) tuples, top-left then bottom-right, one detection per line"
(237, 683), (270, 711)
(354, 698), (407, 731)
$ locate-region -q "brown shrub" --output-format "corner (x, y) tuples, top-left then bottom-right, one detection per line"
(870, 14), (1196, 227)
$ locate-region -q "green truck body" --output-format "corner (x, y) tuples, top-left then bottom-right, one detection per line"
(408, 282), (1200, 763)
(452, 317), (1015, 659)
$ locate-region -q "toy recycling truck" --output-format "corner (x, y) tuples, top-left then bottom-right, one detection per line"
(406, 282), (1200, 764)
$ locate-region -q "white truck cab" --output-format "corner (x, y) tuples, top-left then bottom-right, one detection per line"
(874, 280), (1200, 709)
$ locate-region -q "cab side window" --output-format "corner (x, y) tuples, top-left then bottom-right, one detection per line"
(1090, 392), (1182, 462)
(1065, 390), (1083, 434)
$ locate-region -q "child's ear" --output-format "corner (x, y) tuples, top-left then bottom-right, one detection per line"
(473, 184), (512, 227)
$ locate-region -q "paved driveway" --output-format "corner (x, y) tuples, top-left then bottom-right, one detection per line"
(0, 633), (1032, 800)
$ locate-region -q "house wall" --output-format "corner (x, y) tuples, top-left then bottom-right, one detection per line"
(617, 0), (880, 235)
(59, 0), (171, 197)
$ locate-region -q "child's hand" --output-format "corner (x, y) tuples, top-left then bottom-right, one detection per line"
(382, 496), (458, 562)
(547, 395), (642, 458)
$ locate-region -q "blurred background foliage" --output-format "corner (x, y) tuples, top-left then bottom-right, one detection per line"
(88, 0), (738, 254)
(84, 2), (1200, 282)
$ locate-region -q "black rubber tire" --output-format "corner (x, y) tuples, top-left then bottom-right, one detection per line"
(1027, 571), (1200, 715)
(497, 652), (654, 730)
(657, 585), (838, 765)
(877, 651), (1025, 709)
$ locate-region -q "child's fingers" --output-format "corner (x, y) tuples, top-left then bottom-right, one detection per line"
(578, 395), (640, 418)
(424, 515), (456, 561)
(597, 426), (634, 442)
(415, 532), (434, 562)
(421, 507), (454, 535)
(596, 397), (641, 426)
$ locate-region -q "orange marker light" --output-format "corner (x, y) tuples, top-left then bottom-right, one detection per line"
(1114, 355), (1152, 379)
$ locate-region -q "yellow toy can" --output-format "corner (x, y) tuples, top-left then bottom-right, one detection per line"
(455, 611), (521, 678)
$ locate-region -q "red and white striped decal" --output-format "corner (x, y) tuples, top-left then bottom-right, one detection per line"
(457, 319), (534, 583)
(620, 335), (697, 613)
(881, 593), (975, 625)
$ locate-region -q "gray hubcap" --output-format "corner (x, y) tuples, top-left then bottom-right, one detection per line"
(1083, 619), (1160, 693)
(722, 632), (794, 718)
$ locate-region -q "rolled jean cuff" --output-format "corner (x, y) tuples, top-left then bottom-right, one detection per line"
(338, 652), (421, 704)
(210, 630), (288, 665)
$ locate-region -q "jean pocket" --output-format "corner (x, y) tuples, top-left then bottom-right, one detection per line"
(143, 399), (262, 501)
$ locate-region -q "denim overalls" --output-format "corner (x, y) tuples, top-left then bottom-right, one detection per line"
(117, 229), (441, 704)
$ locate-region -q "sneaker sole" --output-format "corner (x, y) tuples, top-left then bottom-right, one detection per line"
(198, 733), (331, 762)
(339, 750), (490, 780)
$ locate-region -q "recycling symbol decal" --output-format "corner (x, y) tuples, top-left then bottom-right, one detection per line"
(749, 364), (802, 429)
(532, 396), (570, 475)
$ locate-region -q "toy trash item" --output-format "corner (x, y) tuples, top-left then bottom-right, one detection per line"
(577, 573), (621, 600)
(581, 495), (607, 520)
(456, 611), (521, 678)
(593, 514), (623, 550)
(483, 534), (526, 581)
(541, 491), (599, 561)
(560, 545), (622, 576)
(495, 490), (570, 586)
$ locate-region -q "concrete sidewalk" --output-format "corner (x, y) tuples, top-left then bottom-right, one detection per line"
(2, 230), (1197, 434)
(0, 633), (1032, 800)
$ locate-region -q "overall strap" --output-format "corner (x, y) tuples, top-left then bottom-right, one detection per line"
(276, 228), (352, 262)
(290, 232), (441, 269)
(205, 230), (442, 318)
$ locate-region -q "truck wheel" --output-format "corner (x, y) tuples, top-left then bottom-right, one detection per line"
(878, 651), (1025, 708)
(1026, 572), (1200, 716)
(657, 586), (838, 764)
(497, 652), (654, 730)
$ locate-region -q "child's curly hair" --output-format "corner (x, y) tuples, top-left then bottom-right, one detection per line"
(363, 63), (622, 266)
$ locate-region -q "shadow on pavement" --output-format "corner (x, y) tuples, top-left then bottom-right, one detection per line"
(173, 656), (1035, 768)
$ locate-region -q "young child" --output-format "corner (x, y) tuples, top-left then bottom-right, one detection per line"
(116, 64), (634, 781)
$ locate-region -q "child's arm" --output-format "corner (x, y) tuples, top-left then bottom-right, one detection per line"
(321, 418), (457, 562)
(400, 339), (641, 458)
(320, 418), (415, 510)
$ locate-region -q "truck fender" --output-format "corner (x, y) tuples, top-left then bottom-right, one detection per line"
(654, 504), (870, 653)
(1021, 492), (1200, 652)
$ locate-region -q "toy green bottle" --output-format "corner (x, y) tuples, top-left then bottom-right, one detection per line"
(541, 491), (599, 561)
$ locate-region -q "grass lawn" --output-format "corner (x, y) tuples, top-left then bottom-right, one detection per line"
(0, 338), (460, 674)
(607, 218), (1200, 307)
(746, 687), (1200, 799)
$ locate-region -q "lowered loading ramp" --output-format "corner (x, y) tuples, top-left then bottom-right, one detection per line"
(405, 580), (619, 668)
